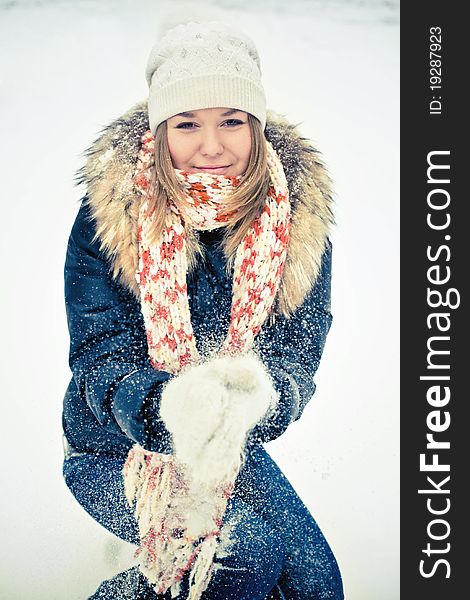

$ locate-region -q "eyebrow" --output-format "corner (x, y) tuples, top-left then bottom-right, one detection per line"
(175, 109), (241, 118)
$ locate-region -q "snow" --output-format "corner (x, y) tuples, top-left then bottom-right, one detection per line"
(0, 1), (399, 598)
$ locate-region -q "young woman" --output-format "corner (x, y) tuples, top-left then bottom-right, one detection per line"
(62, 21), (343, 600)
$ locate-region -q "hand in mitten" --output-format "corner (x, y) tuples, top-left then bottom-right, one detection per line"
(160, 352), (278, 485)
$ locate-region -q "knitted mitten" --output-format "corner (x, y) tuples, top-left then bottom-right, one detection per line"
(160, 352), (278, 488)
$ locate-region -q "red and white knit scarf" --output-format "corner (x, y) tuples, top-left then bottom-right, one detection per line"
(123, 130), (290, 599)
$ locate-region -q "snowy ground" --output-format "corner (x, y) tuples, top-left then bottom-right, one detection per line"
(0, 1), (399, 598)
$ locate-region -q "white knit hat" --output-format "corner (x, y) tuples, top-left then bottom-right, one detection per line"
(145, 21), (267, 133)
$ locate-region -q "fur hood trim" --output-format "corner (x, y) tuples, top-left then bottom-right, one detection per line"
(76, 101), (334, 316)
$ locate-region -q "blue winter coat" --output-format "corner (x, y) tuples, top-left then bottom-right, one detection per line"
(62, 103), (334, 458)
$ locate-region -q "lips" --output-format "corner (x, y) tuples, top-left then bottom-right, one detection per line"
(194, 165), (231, 173)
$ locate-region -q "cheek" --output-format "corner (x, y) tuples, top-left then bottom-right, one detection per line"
(167, 131), (193, 168)
(238, 129), (252, 166)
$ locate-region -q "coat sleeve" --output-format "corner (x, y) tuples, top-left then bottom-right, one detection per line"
(64, 199), (173, 452)
(250, 240), (333, 444)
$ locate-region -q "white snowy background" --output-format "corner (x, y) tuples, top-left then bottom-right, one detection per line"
(0, 0), (399, 598)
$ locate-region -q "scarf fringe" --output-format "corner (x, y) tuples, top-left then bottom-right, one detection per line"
(123, 447), (235, 598)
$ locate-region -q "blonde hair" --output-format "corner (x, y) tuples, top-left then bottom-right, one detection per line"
(147, 113), (270, 270)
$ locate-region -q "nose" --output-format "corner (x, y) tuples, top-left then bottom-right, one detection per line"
(199, 128), (224, 157)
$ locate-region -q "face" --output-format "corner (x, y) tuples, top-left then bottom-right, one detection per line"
(166, 107), (252, 176)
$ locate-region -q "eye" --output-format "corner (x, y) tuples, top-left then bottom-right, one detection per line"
(222, 119), (245, 127)
(175, 122), (198, 129)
